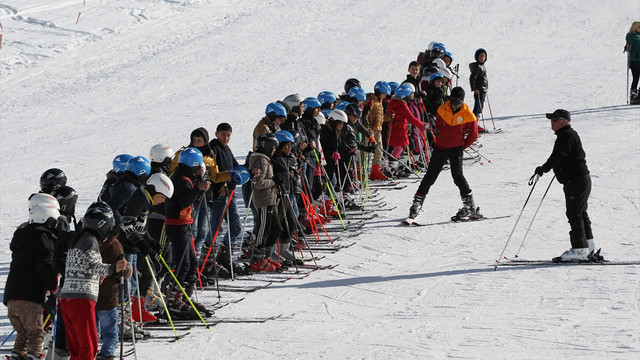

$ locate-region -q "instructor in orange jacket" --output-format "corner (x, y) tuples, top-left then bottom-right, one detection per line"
(407, 86), (479, 221)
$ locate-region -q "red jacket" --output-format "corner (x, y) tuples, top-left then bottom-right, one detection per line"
(434, 101), (478, 150)
(387, 98), (425, 147)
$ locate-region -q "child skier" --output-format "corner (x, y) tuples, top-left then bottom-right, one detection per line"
(248, 133), (283, 272)
(366, 81), (392, 180)
(408, 87), (479, 221)
(209, 123), (251, 276)
(469, 48), (488, 118)
(4, 194), (60, 360)
(386, 84), (426, 176)
(59, 201), (128, 360)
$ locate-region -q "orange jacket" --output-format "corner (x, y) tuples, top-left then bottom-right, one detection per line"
(434, 102), (478, 150)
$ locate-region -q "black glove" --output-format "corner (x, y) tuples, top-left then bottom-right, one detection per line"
(534, 166), (545, 176)
(137, 237), (149, 256)
(357, 143), (376, 153)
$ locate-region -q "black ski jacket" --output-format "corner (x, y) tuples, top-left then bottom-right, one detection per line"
(4, 223), (57, 305)
(541, 125), (589, 184)
(209, 138), (239, 198)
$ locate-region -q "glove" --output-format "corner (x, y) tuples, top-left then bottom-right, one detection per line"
(137, 238), (149, 256)
(423, 123), (430, 130)
(349, 147), (358, 155)
(228, 170), (242, 184)
(120, 216), (137, 237)
(368, 135), (376, 145)
(357, 143), (376, 153)
(332, 152), (341, 162)
(534, 166), (545, 176)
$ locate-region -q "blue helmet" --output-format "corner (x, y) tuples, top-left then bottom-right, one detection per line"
(317, 91), (337, 106)
(432, 42), (446, 52)
(395, 84), (412, 99)
(321, 109), (332, 120)
(178, 147), (204, 168)
(125, 156), (151, 177)
(348, 86), (366, 101)
(265, 102), (287, 117)
(444, 51), (454, 63)
(335, 101), (350, 111)
(429, 72), (444, 82)
(112, 154), (132, 174)
(388, 82), (400, 95)
(374, 81), (391, 96)
(274, 130), (294, 144)
(303, 97), (322, 110)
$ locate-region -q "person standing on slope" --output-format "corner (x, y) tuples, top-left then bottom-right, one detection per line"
(534, 109), (598, 262)
(408, 87), (479, 221)
(625, 21), (640, 104)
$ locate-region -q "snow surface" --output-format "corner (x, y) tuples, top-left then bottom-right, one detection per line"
(1, 0), (640, 358)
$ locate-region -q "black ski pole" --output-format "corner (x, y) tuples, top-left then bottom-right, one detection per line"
(493, 174), (540, 270)
(514, 175), (556, 258)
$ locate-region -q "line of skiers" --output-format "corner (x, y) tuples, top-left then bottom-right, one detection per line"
(3, 41), (492, 360)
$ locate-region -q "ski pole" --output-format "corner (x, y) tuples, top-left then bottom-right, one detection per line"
(313, 149), (347, 230)
(486, 93), (496, 130)
(283, 192), (319, 268)
(627, 51), (631, 105)
(464, 148), (492, 165)
(144, 256), (179, 341)
(201, 196), (222, 297)
(118, 254), (126, 360)
(225, 191), (234, 279)
(158, 254), (211, 330)
(514, 175), (556, 257)
(200, 190), (234, 274)
(279, 191), (299, 273)
(493, 174), (540, 270)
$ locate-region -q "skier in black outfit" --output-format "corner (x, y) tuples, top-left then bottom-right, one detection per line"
(534, 109), (597, 261)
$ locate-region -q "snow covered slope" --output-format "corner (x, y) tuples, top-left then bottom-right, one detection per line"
(1, 0), (639, 358)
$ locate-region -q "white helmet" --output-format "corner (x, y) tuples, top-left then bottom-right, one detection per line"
(149, 143), (175, 163)
(440, 67), (453, 80)
(402, 82), (416, 93)
(283, 94), (304, 111)
(146, 173), (174, 198)
(328, 109), (348, 123)
(28, 193), (60, 224)
(432, 58), (446, 69)
(314, 112), (326, 125)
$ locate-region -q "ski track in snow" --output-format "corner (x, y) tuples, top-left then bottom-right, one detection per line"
(1, 0), (640, 358)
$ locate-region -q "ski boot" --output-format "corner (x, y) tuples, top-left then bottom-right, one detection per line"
(131, 296), (157, 323)
(552, 247), (590, 262)
(249, 246), (276, 272)
(452, 193), (481, 221)
(409, 193), (425, 219)
(631, 89), (639, 105)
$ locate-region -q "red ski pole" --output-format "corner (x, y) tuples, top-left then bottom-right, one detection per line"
(199, 190), (234, 273)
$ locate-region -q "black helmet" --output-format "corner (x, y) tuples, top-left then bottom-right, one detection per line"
(474, 48), (487, 62)
(255, 133), (279, 156)
(51, 185), (78, 219)
(344, 103), (363, 119)
(344, 78), (361, 94)
(82, 201), (115, 240)
(40, 168), (67, 194)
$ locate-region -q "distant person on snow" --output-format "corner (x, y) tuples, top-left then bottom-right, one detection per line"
(625, 21), (640, 104)
(469, 48), (488, 119)
(408, 87), (479, 221)
(534, 109), (598, 262)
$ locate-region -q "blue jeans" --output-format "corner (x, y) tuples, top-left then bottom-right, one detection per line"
(125, 253), (137, 299)
(192, 197), (211, 254)
(96, 308), (118, 358)
(209, 194), (242, 247)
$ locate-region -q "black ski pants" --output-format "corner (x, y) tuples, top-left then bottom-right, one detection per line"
(255, 205), (282, 249)
(563, 174), (593, 249)
(416, 146), (471, 197)
(165, 224), (197, 285)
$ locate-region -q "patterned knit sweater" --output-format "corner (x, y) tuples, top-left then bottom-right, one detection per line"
(59, 231), (116, 302)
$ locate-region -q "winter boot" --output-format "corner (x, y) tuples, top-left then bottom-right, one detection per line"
(9, 352), (25, 360)
(131, 297), (157, 323)
(25, 353), (45, 360)
(454, 193), (479, 220)
(215, 245), (233, 274)
(369, 164), (388, 180)
(409, 193), (425, 219)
